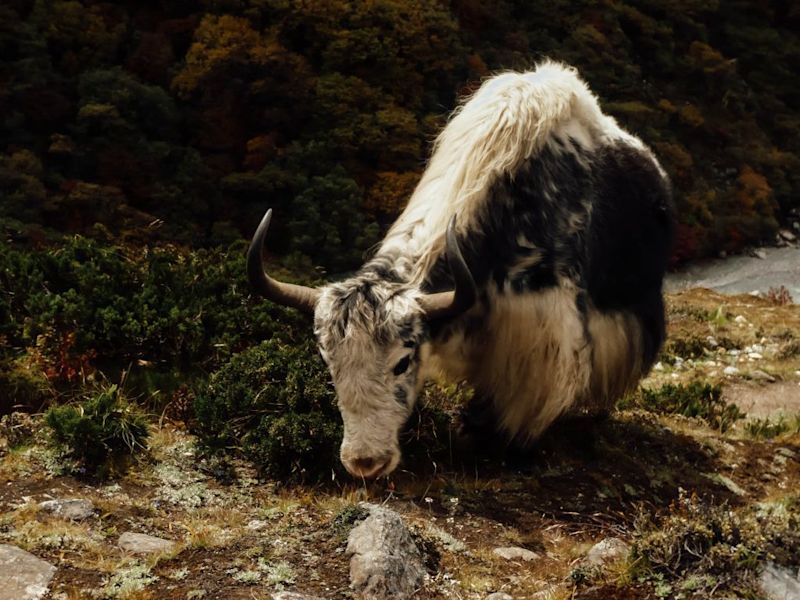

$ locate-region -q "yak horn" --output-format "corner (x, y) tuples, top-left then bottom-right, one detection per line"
(419, 216), (477, 321)
(247, 209), (320, 314)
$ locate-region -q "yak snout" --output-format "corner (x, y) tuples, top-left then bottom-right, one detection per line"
(340, 440), (398, 479)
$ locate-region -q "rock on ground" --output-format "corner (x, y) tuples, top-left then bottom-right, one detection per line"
(492, 546), (539, 562)
(272, 593), (325, 600)
(485, 593), (513, 600)
(346, 503), (425, 599)
(759, 563), (800, 600)
(584, 537), (631, 567)
(118, 532), (177, 555)
(39, 498), (95, 520)
(0, 544), (56, 600)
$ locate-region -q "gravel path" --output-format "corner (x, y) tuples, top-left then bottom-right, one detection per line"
(666, 247), (800, 302)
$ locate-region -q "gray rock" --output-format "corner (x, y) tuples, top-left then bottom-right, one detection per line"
(0, 544), (56, 600)
(584, 537), (631, 567)
(118, 532), (177, 555)
(751, 369), (777, 383)
(779, 229), (797, 243)
(272, 593), (324, 600)
(39, 499), (95, 520)
(246, 519), (269, 531)
(486, 593), (513, 600)
(759, 563), (800, 600)
(346, 503), (425, 599)
(492, 546), (539, 562)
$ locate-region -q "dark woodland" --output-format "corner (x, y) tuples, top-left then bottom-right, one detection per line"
(2, 0), (798, 266)
(2, 4), (800, 599)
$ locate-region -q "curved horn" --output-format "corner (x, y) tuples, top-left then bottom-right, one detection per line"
(419, 216), (477, 321)
(247, 209), (320, 314)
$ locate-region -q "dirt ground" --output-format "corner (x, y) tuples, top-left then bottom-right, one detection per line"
(1, 288), (799, 599)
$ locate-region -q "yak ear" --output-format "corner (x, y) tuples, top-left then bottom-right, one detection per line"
(247, 209), (320, 314)
(419, 216), (477, 321)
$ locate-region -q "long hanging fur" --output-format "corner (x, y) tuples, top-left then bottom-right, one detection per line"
(380, 61), (636, 286)
(312, 61), (673, 475)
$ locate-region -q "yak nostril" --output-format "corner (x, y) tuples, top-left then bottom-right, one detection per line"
(352, 457), (376, 472)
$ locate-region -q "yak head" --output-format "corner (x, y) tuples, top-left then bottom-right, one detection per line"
(247, 209), (475, 478)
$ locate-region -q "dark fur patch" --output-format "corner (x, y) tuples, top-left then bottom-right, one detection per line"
(422, 139), (672, 370)
(394, 385), (408, 407)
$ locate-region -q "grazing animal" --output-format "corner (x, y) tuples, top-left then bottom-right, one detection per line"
(248, 62), (674, 479)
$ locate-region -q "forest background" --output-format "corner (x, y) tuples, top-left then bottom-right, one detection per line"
(1, 0), (799, 475)
(3, 0), (799, 266)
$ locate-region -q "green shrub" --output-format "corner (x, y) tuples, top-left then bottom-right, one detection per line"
(744, 415), (800, 439)
(44, 383), (150, 475)
(193, 338), (341, 482)
(619, 382), (743, 432)
(0, 237), (313, 390)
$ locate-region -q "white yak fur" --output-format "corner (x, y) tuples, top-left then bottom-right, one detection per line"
(312, 61), (661, 473)
(385, 61), (648, 442)
(381, 61), (644, 286)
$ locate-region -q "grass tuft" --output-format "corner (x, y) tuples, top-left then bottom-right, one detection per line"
(44, 381), (149, 476)
(619, 382), (744, 432)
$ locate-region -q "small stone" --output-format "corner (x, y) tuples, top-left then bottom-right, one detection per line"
(486, 593), (513, 600)
(272, 593), (325, 600)
(752, 249), (768, 259)
(724, 366), (739, 376)
(492, 546), (539, 562)
(750, 370), (776, 383)
(704, 473), (747, 496)
(346, 503), (425, 599)
(39, 499), (95, 521)
(653, 362), (664, 371)
(584, 538), (630, 567)
(734, 315), (748, 324)
(118, 532), (177, 555)
(748, 352), (763, 360)
(758, 562), (800, 600)
(246, 519), (268, 531)
(0, 544), (56, 600)
(779, 229), (797, 243)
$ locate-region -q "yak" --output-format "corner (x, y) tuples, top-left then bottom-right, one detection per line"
(247, 62), (674, 479)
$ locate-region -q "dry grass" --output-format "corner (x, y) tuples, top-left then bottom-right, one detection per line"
(0, 288), (797, 599)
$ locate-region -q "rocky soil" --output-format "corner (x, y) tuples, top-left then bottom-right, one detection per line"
(1, 287), (799, 599)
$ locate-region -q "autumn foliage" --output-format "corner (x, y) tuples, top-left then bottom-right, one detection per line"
(1, 0), (798, 268)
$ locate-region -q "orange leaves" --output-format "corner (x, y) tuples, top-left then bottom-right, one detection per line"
(678, 103), (704, 128)
(736, 165), (772, 212)
(688, 41), (724, 67)
(364, 171), (420, 217)
(172, 15), (277, 98)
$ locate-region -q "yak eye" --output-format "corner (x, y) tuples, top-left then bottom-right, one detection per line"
(393, 355), (411, 376)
